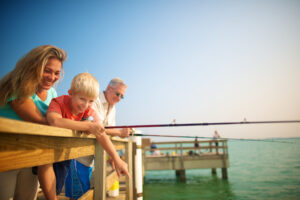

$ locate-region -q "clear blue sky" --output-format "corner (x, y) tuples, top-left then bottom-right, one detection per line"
(1, 0), (299, 140)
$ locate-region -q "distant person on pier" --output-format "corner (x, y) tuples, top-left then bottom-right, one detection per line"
(194, 136), (200, 154)
(0, 45), (67, 200)
(65, 77), (131, 199)
(150, 144), (161, 156)
(213, 130), (221, 146)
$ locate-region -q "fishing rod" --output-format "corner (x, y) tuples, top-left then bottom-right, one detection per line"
(131, 133), (294, 144)
(105, 120), (300, 129)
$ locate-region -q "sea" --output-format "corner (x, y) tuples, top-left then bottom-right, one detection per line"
(143, 138), (300, 200)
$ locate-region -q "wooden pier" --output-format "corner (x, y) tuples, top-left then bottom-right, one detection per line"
(142, 139), (230, 181)
(0, 116), (230, 200)
(0, 117), (137, 200)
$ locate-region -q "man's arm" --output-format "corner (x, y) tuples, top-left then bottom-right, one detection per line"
(105, 128), (132, 138)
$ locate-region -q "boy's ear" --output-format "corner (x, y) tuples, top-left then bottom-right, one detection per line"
(68, 89), (72, 96)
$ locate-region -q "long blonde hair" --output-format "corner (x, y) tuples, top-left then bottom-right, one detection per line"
(0, 45), (67, 106)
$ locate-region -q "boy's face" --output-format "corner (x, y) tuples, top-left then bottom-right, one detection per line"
(69, 91), (96, 115)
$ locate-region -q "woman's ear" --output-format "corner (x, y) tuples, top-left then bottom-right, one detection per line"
(68, 89), (72, 96)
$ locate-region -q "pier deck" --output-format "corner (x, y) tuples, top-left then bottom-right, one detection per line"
(143, 139), (230, 180)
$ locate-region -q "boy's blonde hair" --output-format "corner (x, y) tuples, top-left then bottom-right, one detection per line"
(70, 73), (99, 99)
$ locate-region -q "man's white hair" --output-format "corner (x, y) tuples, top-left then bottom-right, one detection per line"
(108, 78), (127, 88)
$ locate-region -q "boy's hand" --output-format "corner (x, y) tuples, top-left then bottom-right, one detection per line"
(87, 122), (105, 137)
(113, 157), (130, 178)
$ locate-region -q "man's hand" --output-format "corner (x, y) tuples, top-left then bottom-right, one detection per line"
(119, 128), (132, 138)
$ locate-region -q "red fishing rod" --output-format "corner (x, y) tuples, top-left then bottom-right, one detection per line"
(105, 120), (300, 129)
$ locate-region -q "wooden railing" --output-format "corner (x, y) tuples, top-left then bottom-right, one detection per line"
(144, 139), (228, 156)
(0, 117), (134, 200)
(142, 139), (229, 180)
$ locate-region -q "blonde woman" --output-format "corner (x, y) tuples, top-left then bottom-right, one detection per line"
(0, 45), (67, 200)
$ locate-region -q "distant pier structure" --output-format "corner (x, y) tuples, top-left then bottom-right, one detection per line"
(142, 139), (229, 181)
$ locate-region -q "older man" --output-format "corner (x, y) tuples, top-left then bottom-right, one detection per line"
(93, 78), (131, 197)
(93, 78), (131, 137)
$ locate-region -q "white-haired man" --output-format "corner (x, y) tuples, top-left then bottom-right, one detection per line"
(93, 78), (131, 197)
(93, 78), (131, 137)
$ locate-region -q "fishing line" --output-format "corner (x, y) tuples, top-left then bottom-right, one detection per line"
(105, 120), (300, 129)
(130, 133), (294, 144)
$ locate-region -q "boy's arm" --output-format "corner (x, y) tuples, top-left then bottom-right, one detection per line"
(47, 112), (104, 136)
(95, 133), (130, 178)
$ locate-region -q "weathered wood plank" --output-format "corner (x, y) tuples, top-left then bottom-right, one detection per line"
(145, 155), (229, 170)
(125, 141), (133, 200)
(105, 171), (119, 192)
(144, 146), (226, 151)
(151, 139), (227, 145)
(0, 133), (95, 172)
(78, 189), (94, 200)
(0, 117), (94, 138)
(94, 142), (106, 200)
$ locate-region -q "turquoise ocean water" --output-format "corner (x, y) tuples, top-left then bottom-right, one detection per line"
(143, 138), (300, 200)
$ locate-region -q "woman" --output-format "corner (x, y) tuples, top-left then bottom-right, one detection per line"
(0, 45), (67, 200)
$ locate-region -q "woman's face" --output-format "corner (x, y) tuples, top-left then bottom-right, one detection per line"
(40, 58), (62, 90)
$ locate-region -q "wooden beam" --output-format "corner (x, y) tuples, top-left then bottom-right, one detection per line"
(0, 133), (95, 172)
(144, 146), (227, 151)
(94, 142), (106, 200)
(0, 117), (94, 138)
(78, 189), (94, 200)
(106, 171), (119, 192)
(151, 139), (228, 145)
(125, 141), (133, 200)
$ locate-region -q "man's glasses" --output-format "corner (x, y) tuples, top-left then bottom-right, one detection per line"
(115, 92), (124, 99)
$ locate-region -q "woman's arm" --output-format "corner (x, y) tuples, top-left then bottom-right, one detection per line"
(10, 99), (47, 124)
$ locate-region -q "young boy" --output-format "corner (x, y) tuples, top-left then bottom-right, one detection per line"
(46, 73), (130, 198)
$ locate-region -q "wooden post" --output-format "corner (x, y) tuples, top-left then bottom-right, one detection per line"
(222, 168), (228, 179)
(142, 148), (146, 184)
(211, 168), (217, 175)
(132, 141), (137, 200)
(175, 170), (186, 182)
(94, 142), (106, 200)
(125, 141), (133, 200)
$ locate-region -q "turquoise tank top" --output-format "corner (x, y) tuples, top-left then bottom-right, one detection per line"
(0, 87), (57, 121)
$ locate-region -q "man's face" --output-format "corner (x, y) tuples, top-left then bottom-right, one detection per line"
(106, 84), (127, 106)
